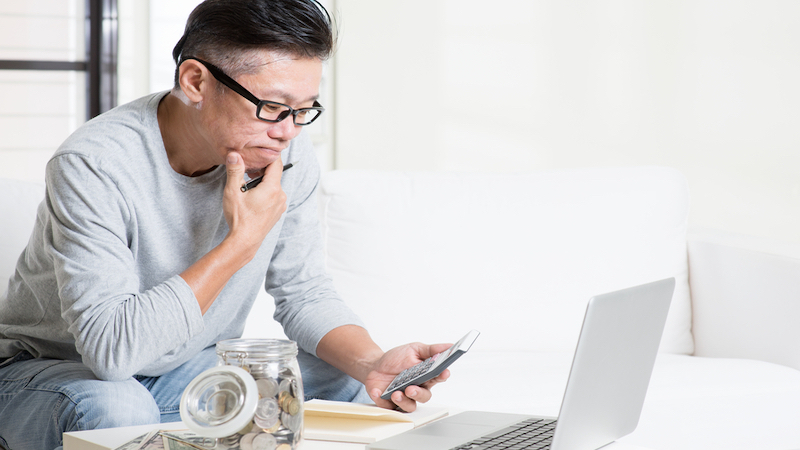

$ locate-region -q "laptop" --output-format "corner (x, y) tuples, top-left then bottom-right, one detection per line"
(367, 277), (675, 450)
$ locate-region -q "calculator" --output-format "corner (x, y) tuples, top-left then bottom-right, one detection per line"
(380, 330), (480, 401)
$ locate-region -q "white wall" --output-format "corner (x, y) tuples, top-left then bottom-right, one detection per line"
(334, 0), (800, 245)
(8, 1), (796, 245)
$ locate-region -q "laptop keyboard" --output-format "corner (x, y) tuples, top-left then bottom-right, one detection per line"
(451, 417), (557, 450)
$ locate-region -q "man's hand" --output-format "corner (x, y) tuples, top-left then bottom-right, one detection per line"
(365, 342), (453, 412)
(222, 152), (287, 255)
(180, 152), (286, 314)
(316, 326), (453, 412)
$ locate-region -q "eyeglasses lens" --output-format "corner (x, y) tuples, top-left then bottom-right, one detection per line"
(257, 103), (321, 125)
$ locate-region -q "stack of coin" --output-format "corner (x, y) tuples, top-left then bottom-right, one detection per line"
(239, 431), (278, 450)
(278, 391), (300, 416)
(272, 429), (295, 450)
(213, 339), (304, 449)
(228, 370), (302, 449)
(254, 398), (280, 429)
(218, 434), (241, 448)
(280, 411), (302, 433)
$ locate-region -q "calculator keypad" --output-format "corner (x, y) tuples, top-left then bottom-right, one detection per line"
(385, 353), (441, 392)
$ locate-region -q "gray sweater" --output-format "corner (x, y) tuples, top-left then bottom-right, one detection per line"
(0, 92), (363, 381)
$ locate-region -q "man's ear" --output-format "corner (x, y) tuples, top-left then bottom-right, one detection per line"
(178, 59), (209, 104)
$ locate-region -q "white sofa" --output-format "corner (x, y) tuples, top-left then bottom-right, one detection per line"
(307, 167), (800, 450)
(3, 167), (800, 450)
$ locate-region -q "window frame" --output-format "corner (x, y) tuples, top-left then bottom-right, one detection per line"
(0, 0), (118, 120)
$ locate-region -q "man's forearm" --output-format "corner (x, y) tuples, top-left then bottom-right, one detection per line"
(316, 325), (384, 384)
(180, 237), (253, 314)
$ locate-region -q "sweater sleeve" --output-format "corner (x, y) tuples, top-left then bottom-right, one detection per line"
(46, 153), (205, 381)
(266, 134), (365, 356)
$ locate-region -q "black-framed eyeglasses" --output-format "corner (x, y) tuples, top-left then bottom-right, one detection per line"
(183, 57), (325, 126)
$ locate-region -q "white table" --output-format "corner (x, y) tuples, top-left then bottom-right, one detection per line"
(63, 422), (363, 450)
(63, 421), (654, 450)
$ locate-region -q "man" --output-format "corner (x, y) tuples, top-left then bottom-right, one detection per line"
(0, 1), (450, 448)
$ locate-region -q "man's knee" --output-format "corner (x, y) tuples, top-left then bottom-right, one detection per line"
(64, 377), (161, 431)
(0, 359), (160, 449)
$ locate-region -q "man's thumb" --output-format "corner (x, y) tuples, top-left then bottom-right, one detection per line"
(226, 152), (243, 178)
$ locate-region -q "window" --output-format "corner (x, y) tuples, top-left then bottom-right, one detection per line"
(0, 0), (117, 181)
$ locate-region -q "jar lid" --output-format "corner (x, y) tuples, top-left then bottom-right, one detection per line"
(180, 365), (258, 438)
(216, 339), (298, 362)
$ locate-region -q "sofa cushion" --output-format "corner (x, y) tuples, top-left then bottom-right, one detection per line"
(621, 354), (800, 449)
(423, 352), (800, 450)
(317, 167), (692, 354)
(0, 178), (45, 296)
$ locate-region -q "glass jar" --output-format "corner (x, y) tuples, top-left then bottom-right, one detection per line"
(180, 339), (304, 450)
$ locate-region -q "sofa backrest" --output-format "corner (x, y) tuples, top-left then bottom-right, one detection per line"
(317, 167), (693, 355)
(0, 178), (45, 296)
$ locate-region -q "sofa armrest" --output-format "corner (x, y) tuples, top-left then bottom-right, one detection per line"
(688, 228), (800, 371)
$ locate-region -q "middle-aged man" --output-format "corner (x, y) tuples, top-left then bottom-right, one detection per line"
(0, 1), (450, 448)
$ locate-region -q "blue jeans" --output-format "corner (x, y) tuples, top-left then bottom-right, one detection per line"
(0, 347), (369, 450)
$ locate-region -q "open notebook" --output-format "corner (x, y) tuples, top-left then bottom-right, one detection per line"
(304, 399), (449, 444)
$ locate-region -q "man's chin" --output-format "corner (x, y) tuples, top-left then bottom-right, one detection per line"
(245, 167), (267, 178)
(244, 154), (281, 177)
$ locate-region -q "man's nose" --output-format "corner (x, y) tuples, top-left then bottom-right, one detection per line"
(267, 116), (301, 141)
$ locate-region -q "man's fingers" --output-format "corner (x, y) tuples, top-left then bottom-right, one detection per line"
(390, 391), (418, 412)
(225, 152), (243, 175)
(225, 152), (245, 190)
(369, 389), (406, 409)
(409, 342), (453, 362)
(421, 368), (451, 390)
(262, 157), (284, 183)
(404, 385), (432, 404)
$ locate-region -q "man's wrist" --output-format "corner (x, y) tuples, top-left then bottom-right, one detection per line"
(353, 348), (385, 384)
(316, 325), (384, 384)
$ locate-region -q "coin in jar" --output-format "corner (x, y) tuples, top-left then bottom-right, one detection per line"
(256, 378), (279, 399)
(239, 432), (259, 450)
(254, 414), (279, 430)
(248, 363), (267, 375)
(271, 428), (294, 442)
(255, 397), (279, 429)
(278, 378), (294, 397)
(252, 432), (278, 450)
(220, 434), (241, 447)
(278, 392), (301, 416)
(255, 398), (280, 420)
(281, 410), (302, 432)
(262, 420), (281, 434)
(277, 391), (290, 409)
